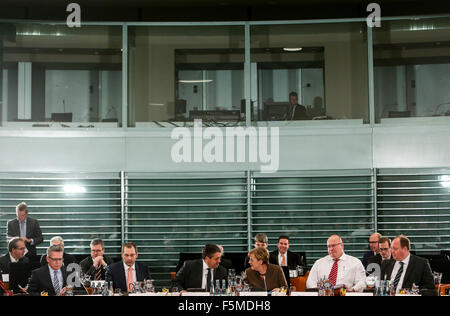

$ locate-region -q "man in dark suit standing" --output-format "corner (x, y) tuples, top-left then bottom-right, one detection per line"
(29, 245), (68, 296)
(173, 244), (227, 292)
(80, 238), (114, 280)
(105, 242), (150, 293)
(0, 237), (30, 274)
(269, 235), (304, 270)
(288, 92), (309, 120)
(7, 202), (43, 257)
(380, 235), (436, 296)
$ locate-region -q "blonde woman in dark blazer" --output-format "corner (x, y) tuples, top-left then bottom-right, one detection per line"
(244, 247), (287, 292)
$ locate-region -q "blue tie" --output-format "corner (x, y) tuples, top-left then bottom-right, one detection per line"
(53, 270), (61, 295)
(393, 262), (404, 291)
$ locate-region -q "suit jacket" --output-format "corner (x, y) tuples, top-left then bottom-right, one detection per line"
(244, 264), (288, 291)
(7, 218), (43, 256)
(80, 255), (114, 280)
(40, 252), (77, 267)
(289, 104), (309, 120)
(362, 250), (377, 268)
(29, 265), (68, 296)
(367, 253), (382, 268)
(0, 253), (30, 274)
(380, 254), (436, 295)
(105, 261), (150, 292)
(269, 250), (304, 270)
(173, 259), (227, 291)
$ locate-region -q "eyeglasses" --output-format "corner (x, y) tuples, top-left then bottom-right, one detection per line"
(16, 247), (26, 251)
(379, 248), (390, 251)
(327, 243), (342, 249)
(368, 241), (379, 244)
(48, 257), (64, 262)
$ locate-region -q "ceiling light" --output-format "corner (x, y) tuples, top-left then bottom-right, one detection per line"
(283, 48), (303, 52)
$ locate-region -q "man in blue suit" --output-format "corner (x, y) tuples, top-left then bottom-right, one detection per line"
(105, 242), (150, 293)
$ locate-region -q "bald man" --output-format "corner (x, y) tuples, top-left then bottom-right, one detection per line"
(306, 235), (366, 292)
(362, 233), (382, 268)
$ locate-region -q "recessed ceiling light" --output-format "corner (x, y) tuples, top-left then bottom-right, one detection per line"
(283, 48), (303, 52)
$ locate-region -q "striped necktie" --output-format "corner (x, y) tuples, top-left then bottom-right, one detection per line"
(393, 262), (404, 291)
(53, 270), (61, 295)
(328, 259), (339, 286)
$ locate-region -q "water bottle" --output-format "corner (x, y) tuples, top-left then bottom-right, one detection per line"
(215, 280), (221, 296)
(102, 281), (110, 296)
(210, 278), (215, 296)
(296, 265), (303, 277)
(221, 279), (226, 296)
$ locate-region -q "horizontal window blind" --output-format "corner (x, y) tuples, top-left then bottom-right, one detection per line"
(251, 170), (375, 267)
(0, 173), (122, 258)
(377, 169), (450, 254)
(125, 172), (249, 287)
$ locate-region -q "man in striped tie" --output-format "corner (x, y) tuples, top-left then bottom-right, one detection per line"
(380, 235), (436, 295)
(29, 245), (68, 296)
(306, 235), (366, 292)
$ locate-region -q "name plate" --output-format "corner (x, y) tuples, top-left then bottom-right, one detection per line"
(239, 291), (268, 297)
(345, 293), (373, 296)
(1, 274), (9, 282)
(182, 292), (211, 297)
(290, 292), (318, 296)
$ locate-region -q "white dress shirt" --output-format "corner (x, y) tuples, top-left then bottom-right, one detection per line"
(10, 254), (19, 263)
(201, 260), (214, 290)
(390, 254), (410, 293)
(123, 262), (137, 285)
(278, 252), (288, 266)
(306, 252), (366, 292)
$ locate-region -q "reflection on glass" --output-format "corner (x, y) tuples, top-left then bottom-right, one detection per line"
(128, 26), (245, 127)
(251, 23), (369, 123)
(373, 18), (450, 122)
(1, 24), (122, 127)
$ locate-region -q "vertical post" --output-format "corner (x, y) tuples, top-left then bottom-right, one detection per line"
(122, 24), (128, 129)
(247, 170), (252, 251)
(367, 26), (375, 127)
(244, 22), (251, 127)
(120, 171), (125, 246)
(18, 62), (32, 120)
(372, 168), (378, 233)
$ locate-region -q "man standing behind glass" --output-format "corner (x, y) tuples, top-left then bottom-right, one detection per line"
(288, 92), (309, 120)
(306, 235), (366, 292)
(7, 202), (43, 257)
(80, 238), (114, 280)
(29, 245), (68, 296)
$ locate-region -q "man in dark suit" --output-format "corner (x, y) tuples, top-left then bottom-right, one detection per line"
(288, 92), (309, 120)
(0, 237), (30, 274)
(367, 237), (392, 268)
(362, 232), (381, 268)
(6, 202), (43, 257)
(29, 245), (68, 296)
(80, 238), (114, 280)
(39, 236), (77, 267)
(269, 235), (304, 270)
(173, 244), (227, 292)
(380, 235), (436, 296)
(105, 242), (150, 293)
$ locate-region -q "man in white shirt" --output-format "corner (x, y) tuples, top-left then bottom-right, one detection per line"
(306, 235), (366, 292)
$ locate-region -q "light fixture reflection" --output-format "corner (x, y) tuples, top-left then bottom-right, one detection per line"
(64, 185), (86, 194)
(441, 175), (450, 188)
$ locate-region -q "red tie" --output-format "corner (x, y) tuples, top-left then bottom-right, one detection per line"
(328, 259), (339, 286)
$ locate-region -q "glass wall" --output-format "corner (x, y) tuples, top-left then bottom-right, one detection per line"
(373, 18), (450, 122)
(128, 26), (245, 127)
(1, 23), (122, 127)
(250, 23), (370, 123)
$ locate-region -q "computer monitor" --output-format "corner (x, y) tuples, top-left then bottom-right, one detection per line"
(264, 102), (290, 121)
(51, 113), (73, 122)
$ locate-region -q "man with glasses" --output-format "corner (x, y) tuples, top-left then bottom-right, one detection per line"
(306, 235), (366, 292)
(6, 202), (43, 257)
(80, 238), (114, 280)
(362, 232), (382, 269)
(29, 245), (68, 296)
(0, 237), (30, 274)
